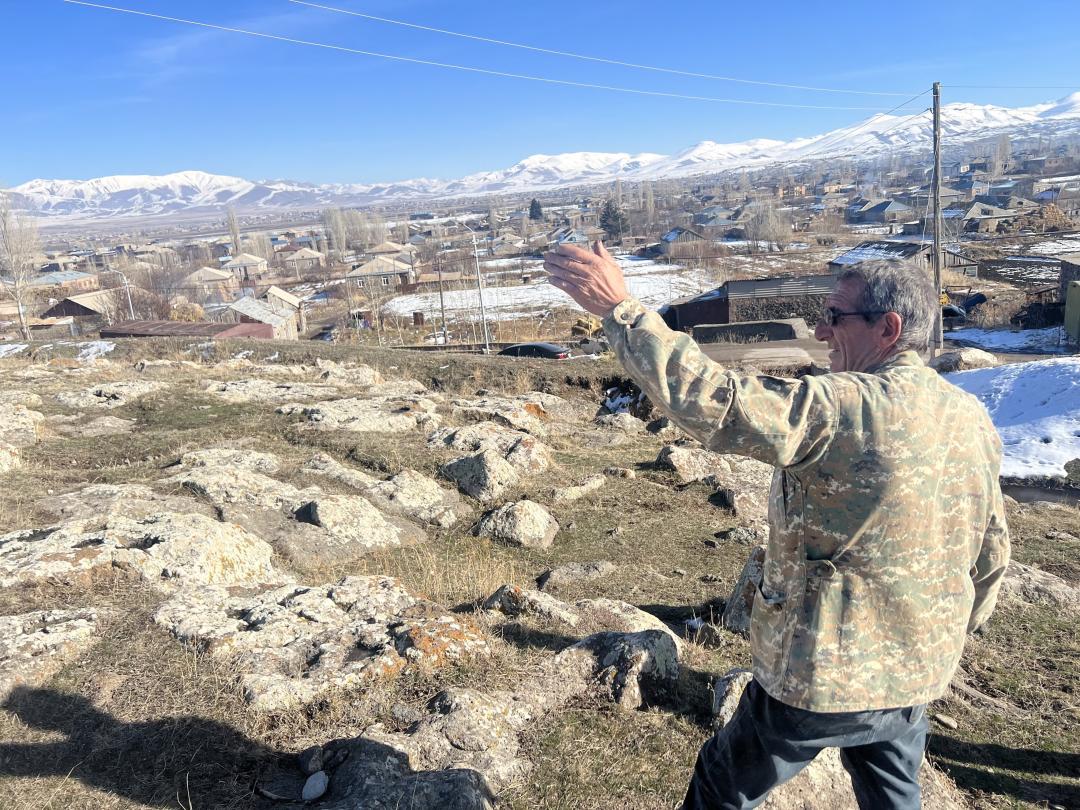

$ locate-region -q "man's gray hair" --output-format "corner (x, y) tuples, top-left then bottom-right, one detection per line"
(837, 260), (938, 352)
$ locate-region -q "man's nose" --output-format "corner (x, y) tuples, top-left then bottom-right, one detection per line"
(813, 320), (831, 342)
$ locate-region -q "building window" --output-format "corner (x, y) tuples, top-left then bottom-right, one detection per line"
(381, 276), (390, 286)
(356, 279), (365, 287)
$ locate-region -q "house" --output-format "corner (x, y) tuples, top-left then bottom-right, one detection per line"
(829, 241), (977, 275)
(858, 200), (914, 224)
(225, 296), (298, 340)
(261, 285), (306, 333)
(550, 227), (594, 246)
(659, 273), (838, 330)
(24, 270), (100, 293)
(179, 267), (238, 303)
(279, 247), (325, 277)
(346, 255), (414, 289)
(367, 240), (408, 256)
(99, 320), (273, 340)
(659, 226), (708, 257)
(42, 289), (124, 321)
(1060, 254), (1080, 303)
(222, 252), (269, 283)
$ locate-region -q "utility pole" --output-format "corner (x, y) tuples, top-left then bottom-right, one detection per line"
(932, 81), (944, 357)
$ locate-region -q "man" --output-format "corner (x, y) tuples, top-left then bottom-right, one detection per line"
(544, 242), (1010, 810)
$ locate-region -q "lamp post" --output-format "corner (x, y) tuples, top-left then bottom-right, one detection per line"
(456, 221), (491, 352)
(100, 268), (135, 320)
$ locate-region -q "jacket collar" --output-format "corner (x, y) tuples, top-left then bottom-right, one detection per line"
(866, 349), (925, 374)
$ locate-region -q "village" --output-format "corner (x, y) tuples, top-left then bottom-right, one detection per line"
(4, 137), (1080, 362)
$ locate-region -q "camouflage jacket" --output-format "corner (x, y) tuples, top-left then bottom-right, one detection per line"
(603, 298), (1011, 712)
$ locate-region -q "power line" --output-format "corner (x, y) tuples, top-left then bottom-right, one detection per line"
(289, 0), (918, 98)
(63, 1), (924, 111)
(945, 84), (1079, 90)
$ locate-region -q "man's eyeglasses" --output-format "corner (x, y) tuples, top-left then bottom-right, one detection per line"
(817, 307), (889, 327)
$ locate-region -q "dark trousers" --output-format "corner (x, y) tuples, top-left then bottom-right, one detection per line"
(682, 680), (928, 810)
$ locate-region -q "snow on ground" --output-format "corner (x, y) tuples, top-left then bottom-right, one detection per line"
(1027, 234), (1080, 257)
(61, 340), (115, 361)
(946, 326), (1069, 354)
(385, 255), (716, 321)
(947, 358), (1080, 479)
(0, 343), (28, 358)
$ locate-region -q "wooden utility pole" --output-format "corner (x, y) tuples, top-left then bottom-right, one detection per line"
(932, 82), (944, 356)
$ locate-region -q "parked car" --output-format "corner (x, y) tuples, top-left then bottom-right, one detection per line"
(497, 341), (571, 359)
(313, 325), (339, 342)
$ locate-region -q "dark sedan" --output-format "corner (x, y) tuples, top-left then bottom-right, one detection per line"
(497, 341), (571, 359)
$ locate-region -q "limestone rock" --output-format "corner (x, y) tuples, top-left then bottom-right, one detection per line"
(429, 423), (553, 474)
(573, 597), (683, 651)
(482, 585), (581, 627)
(552, 473), (605, 503)
(301, 452), (380, 490)
(655, 445), (730, 484)
(450, 392), (569, 436)
(0, 405), (44, 449)
(204, 378), (343, 404)
(315, 358), (382, 386)
(441, 450), (520, 504)
(715, 525), (768, 546)
(537, 561), (617, 592)
(0, 445), (18, 473)
(0, 390), (42, 409)
(179, 447), (282, 474)
(134, 358), (201, 376)
(1001, 562), (1080, 610)
(0, 609), (99, 701)
(154, 576), (488, 712)
(371, 379), (430, 397)
(0, 512), (276, 592)
(280, 395), (441, 433)
(710, 668), (754, 726)
(55, 380), (165, 410)
(165, 465), (319, 513)
(475, 500), (559, 549)
(551, 629), (680, 711)
(295, 494), (427, 555)
(603, 466), (636, 479)
(722, 545), (766, 636)
(363, 469), (469, 528)
(931, 347), (998, 373)
(34, 483), (215, 522)
(48, 415), (135, 438)
(594, 412), (646, 433)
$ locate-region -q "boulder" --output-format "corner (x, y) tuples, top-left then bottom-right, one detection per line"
(536, 561), (617, 592)
(301, 452), (379, 490)
(279, 396), (441, 433)
(552, 473), (606, 503)
(429, 424), (553, 475)
(315, 358), (382, 387)
(295, 494), (427, 556)
(0, 405), (44, 449)
(0, 512), (277, 592)
(603, 466), (637, 479)
(0, 390), (42, 409)
(550, 629), (680, 711)
(710, 668), (754, 727)
(0, 609), (99, 701)
(363, 470), (469, 528)
(572, 598), (683, 651)
(931, 348), (998, 373)
(482, 585), (581, 627)
(179, 447), (282, 474)
(594, 412), (646, 434)
(475, 501), (559, 549)
(1001, 562), (1080, 610)
(722, 545), (767, 636)
(441, 450), (520, 504)
(165, 465), (319, 513)
(55, 380), (165, 410)
(655, 445), (730, 484)
(449, 393), (567, 437)
(154, 575), (488, 712)
(204, 379), (343, 404)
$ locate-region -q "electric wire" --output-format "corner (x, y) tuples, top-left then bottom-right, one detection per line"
(62, 1), (925, 111)
(289, 0), (919, 97)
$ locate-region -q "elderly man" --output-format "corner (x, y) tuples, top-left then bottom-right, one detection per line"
(544, 242), (1010, 810)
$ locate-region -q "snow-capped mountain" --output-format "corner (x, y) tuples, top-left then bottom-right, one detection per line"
(8, 93), (1080, 220)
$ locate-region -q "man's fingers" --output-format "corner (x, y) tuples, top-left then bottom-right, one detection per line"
(554, 242), (595, 261)
(592, 240), (614, 260)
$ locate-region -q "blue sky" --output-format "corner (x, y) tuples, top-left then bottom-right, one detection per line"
(4, 0), (1079, 186)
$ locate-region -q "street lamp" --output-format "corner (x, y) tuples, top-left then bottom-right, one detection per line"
(455, 221), (491, 352)
(100, 268), (135, 320)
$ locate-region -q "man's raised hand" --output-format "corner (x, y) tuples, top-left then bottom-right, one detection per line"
(543, 240), (629, 317)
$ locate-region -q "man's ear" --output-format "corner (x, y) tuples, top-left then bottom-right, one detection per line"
(879, 312), (903, 349)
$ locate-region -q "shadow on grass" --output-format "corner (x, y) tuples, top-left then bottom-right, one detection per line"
(929, 736), (1080, 807)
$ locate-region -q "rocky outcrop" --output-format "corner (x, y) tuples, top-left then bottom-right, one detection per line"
(0, 609), (99, 701)
(1001, 562), (1080, 610)
(294, 494), (427, 557)
(47, 414), (135, 438)
(178, 447), (282, 474)
(552, 473), (606, 503)
(441, 450), (520, 505)
(204, 379), (344, 404)
(363, 470), (469, 529)
(301, 452), (380, 489)
(55, 380), (165, 410)
(475, 501), (559, 549)
(450, 392), (569, 436)
(34, 483), (216, 522)
(594, 412), (646, 433)
(655, 445), (729, 484)
(279, 395), (441, 433)
(429, 423), (553, 474)
(0, 512), (276, 591)
(537, 561), (617, 592)
(1, 405), (44, 449)
(154, 576), (489, 712)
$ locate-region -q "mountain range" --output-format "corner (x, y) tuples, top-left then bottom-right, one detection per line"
(8, 92), (1080, 220)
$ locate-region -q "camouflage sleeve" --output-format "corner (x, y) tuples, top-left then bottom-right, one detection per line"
(968, 486), (1011, 633)
(602, 297), (838, 468)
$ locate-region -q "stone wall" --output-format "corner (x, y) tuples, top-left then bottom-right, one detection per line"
(730, 295), (827, 326)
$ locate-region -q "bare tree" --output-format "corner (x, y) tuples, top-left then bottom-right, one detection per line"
(0, 192), (39, 340)
(227, 206), (242, 257)
(745, 202), (792, 252)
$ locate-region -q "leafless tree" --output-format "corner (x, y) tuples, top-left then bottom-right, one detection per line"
(745, 202), (792, 252)
(0, 192), (39, 339)
(227, 206), (242, 257)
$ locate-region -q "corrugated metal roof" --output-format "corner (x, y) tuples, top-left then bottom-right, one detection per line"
(724, 274), (838, 300)
(829, 241), (926, 266)
(99, 320), (235, 337)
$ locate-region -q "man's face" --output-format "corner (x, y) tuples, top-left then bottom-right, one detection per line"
(813, 278), (888, 373)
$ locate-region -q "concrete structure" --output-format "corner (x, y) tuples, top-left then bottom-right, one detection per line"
(226, 296), (298, 340)
(222, 252), (269, 283)
(179, 267), (238, 303)
(1060, 254), (1080, 303)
